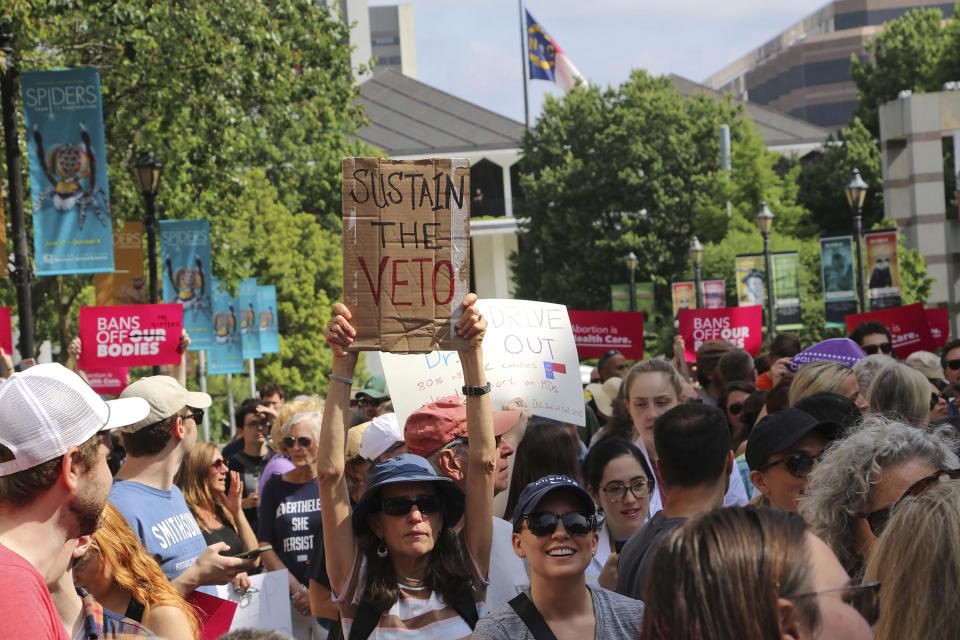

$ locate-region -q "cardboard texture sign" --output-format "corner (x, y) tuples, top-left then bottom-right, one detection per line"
(342, 157), (470, 353)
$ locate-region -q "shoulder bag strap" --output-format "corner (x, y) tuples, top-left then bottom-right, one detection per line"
(347, 598), (386, 640)
(508, 592), (559, 640)
(450, 591), (479, 629)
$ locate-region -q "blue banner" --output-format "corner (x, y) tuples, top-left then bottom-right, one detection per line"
(22, 68), (114, 275)
(257, 285), (279, 354)
(208, 278), (244, 374)
(526, 10), (556, 82)
(238, 277), (261, 359)
(159, 219), (213, 349)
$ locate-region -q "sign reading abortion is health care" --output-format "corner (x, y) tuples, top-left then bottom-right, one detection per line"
(678, 306), (763, 362)
(567, 310), (644, 360)
(78, 303), (183, 369)
(381, 299), (584, 427)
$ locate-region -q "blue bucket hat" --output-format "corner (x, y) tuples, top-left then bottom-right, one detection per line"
(352, 454), (464, 536)
(511, 475), (596, 529)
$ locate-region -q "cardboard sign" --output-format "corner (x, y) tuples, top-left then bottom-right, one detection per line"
(94, 222), (145, 306)
(567, 310), (644, 359)
(381, 299), (585, 427)
(0, 307), (11, 356)
(78, 304), (183, 369)
(209, 569), (293, 635)
(85, 368), (128, 395)
(844, 303), (936, 358)
(342, 157), (470, 353)
(678, 306), (763, 362)
(926, 307), (950, 348)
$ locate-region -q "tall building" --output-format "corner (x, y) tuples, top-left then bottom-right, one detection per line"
(369, 4), (417, 78)
(705, 0), (955, 129)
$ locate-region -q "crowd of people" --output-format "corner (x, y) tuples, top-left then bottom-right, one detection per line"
(2, 297), (960, 640)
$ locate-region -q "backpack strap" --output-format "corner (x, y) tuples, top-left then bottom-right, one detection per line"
(347, 599), (386, 640)
(508, 592), (559, 640)
(449, 591), (479, 629)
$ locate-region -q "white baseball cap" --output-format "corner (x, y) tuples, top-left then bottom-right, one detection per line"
(359, 412), (404, 462)
(119, 375), (212, 433)
(0, 363), (150, 476)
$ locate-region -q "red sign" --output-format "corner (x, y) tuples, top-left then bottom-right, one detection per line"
(78, 304), (183, 369)
(678, 306), (763, 362)
(567, 310), (644, 360)
(925, 307), (950, 348)
(0, 307), (11, 356)
(844, 303), (936, 358)
(85, 368), (129, 395)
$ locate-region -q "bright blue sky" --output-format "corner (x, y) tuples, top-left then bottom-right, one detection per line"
(368, 0), (829, 123)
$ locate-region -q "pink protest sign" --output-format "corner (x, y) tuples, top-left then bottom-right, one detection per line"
(678, 306), (763, 362)
(844, 302), (936, 358)
(85, 368), (129, 395)
(0, 307), (11, 355)
(78, 303), (183, 369)
(925, 307), (950, 348)
(567, 310), (644, 360)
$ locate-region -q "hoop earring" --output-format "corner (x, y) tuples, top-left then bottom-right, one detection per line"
(377, 541), (388, 558)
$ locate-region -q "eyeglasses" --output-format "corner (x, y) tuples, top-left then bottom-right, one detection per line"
(789, 582), (881, 627)
(862, 342), (893, 355)
(947, 359), (960, 372)
(522, 511), (595, 537)
(244, 417), (269, 430)
(281, 436), (313, 449)
(210, 459), (226, 470)
(858, 468), (960, 536)
(601, 478), (653, 503)
(930, 391), (947, 411)
(357, 397), (385, 408)
(759, 451), (820, 479)
(181, 408), (204, 423)
(728, 402), (744, 416)
(380, 495), (442, 517)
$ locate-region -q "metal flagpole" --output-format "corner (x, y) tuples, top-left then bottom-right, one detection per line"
(198, 350), (210, 441)
(518, 0), (530, 129)
(248, 358), (256, 399)
(226, 372), (236, 438)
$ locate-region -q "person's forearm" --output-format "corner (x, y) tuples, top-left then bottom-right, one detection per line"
(461, 347), (495, 462)
(317, 357), (355, 482)
(171, 566), (200, 597)
(232, 508), (260, 554)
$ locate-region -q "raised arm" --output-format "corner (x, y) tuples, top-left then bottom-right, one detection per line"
(316, 303), (359, 594)
(457, 294), (496, 577)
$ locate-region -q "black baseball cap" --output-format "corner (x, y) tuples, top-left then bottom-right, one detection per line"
(745, 408), (841, 470)
(511, 475), (595, 529)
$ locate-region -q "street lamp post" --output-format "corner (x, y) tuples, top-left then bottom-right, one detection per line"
(625, 252), (638, 312)
(756, 201), (776, 338)
(133, 152), (163, 374)
(689, 236), (703, 308)
(844, 168), (869, 312)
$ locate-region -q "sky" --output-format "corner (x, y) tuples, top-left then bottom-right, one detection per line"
(368, 0), (831, 124)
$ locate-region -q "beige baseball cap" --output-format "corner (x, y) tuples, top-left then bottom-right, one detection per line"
(119, 375), (212, 433)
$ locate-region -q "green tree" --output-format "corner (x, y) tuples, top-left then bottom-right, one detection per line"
(2, 0), (374, 391)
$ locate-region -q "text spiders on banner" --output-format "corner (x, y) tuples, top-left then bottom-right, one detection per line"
(94, 222), (145, 306)
(160, 219), (213, 349)
(77, 304), (183, 369)
(381, 299), (584, 427)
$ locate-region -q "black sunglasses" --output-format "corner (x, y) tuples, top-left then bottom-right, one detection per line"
(858, 468), (960, 537)
(357, 397), (385, 408)
(947, 359), (960, 372)
(522, 511), (594, 537)
(281, 436), (313, 449)
(862, 342), (893, 355)
(790, 582), (881, 627)
(759, 451), (819, 479)
(380, 495), (442, 517)
(931, 391), (946, 411)
(728, 402), (744, 416)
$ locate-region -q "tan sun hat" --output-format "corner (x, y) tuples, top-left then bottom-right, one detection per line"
(585, 376), (623, 417)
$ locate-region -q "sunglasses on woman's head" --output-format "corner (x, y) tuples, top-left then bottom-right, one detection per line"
(789, 582), (881, 627)
(862, 342), (893, 355)
(522, 511), (594, 537)
(380, 495), (442, 517)
(759, 451), (819, 479)
(858, 468), (960, 537)
(281, 436), (313, 449)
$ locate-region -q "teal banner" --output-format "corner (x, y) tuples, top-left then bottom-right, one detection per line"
(257, 285), (279, 354)
(238, 277), (261, 359)
(208, 278), (244, 374)
(160, 219), (213, 349)
(820, 236), (857, 327)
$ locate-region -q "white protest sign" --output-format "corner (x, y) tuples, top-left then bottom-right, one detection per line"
(210, 569), (293, 634)
(381, 299), (584, 427)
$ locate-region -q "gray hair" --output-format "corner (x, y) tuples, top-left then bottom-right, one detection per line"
(280, 410), (322, 441)
(852, 354), (893, 396)
(866, 361), (931, 428)
(425, 437), (468, 477)
(798, 416), (958, 575)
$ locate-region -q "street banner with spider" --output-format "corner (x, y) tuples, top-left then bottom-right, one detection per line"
(256, 285), (279, 354)
(342, 157), (471, 353)
(77, 303), (183, 369)
(238, 277), (261, 359)
(94, 221), (145, 305)
(208, 278), (244, 374)
(160, 219), (213, 349)
(21, 68), (114, 275)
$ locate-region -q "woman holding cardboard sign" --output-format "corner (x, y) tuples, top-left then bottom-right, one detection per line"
(317, 293), (495, 639)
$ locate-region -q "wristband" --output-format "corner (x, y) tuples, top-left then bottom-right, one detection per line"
(330, 374), (354, 385)
(462, 382), (492, 396)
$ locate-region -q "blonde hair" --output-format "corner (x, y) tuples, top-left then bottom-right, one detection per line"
(174, 441), (234, 533)
(620, 359), (684, 407)
(788, 361), (854, 406)
(90, 504), (199, 638)
(866, 361), (931, 428)
(271, 396), (323, 452)
(864, 480), (960, 639)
